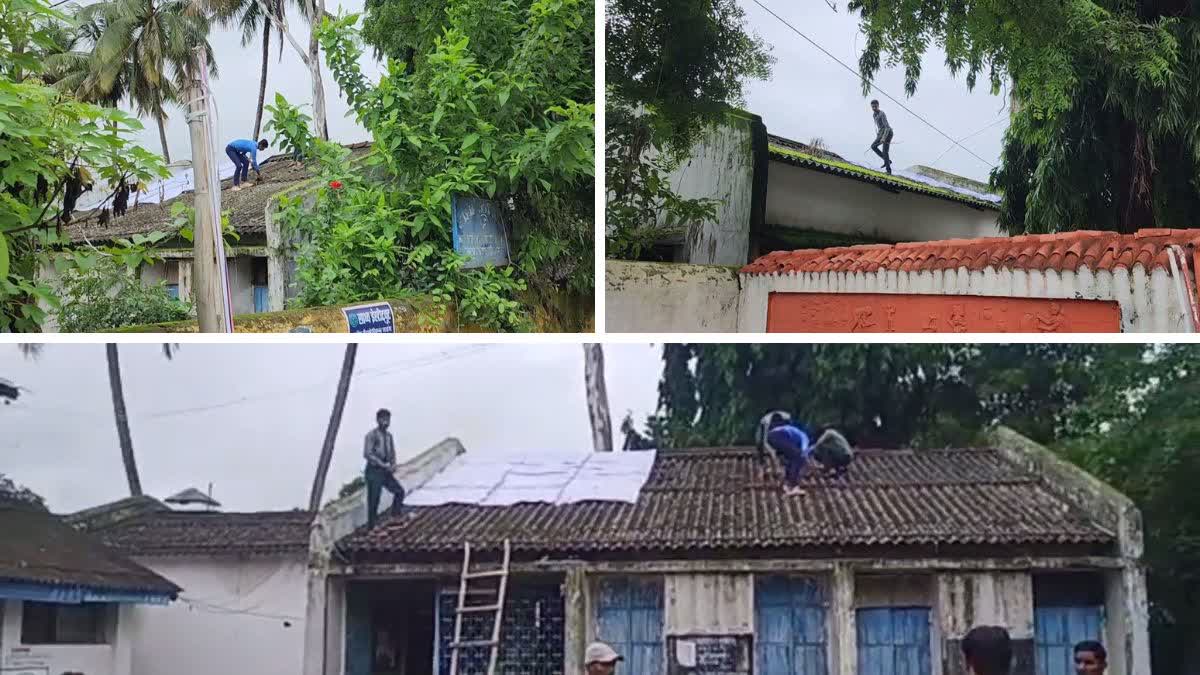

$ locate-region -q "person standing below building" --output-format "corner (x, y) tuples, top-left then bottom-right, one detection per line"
(364, 408), (405, 529)
(870, 99), (894, 174)
(961, 626), (1013, 675)
(224, 138), (267, 192)
(584, 642), (622, 675)
(1074, 641), (1107, 674)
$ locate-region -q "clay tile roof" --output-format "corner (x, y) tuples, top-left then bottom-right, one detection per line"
(741, 229), (1200, 276)
(92, 510), (313, 557)
(340, 447), (1114, 558)
(0, 502), (181, 594)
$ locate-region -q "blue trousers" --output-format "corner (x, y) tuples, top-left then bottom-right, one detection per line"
(225, 145), (250, 185)
(772, 438), (809, 487)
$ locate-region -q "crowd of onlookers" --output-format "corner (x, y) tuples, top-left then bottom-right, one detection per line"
(580, 625), (1111, 674)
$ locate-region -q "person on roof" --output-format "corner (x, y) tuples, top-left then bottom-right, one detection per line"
(364, 408), (405, 529)
(870, 99), (894, 175)
(225, 138), (268, 192)
(810, 427), (854, 479)
(755, 410), (812, 496)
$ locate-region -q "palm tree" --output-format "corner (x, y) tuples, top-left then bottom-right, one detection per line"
(80, 0), (216, 162)
(307, 343), (357, 511)
(584, 344), (614, 452)
(17, 344), (176, 497)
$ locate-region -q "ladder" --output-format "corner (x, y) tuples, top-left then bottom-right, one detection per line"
(448, 539), (511, 675)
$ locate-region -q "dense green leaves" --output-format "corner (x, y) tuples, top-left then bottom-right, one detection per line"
(54, 255), (192, 332)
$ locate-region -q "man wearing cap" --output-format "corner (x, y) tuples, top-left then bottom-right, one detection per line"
(584, 642), (622, 674)
(364, 408), (405, 529)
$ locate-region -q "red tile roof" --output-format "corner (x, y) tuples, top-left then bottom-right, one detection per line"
(341, 448), (1113, 558)
(93, 511), (313, 557)
(741, 229), (1200, 276)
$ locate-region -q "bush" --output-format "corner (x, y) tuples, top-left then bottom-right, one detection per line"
(54, 257), (193, 332)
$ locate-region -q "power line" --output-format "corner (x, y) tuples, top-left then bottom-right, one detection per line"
(926, 111), (1008, 167)
(749, 0), (997, 170)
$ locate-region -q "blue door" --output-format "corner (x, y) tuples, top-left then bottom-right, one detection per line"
(856, 607), (932, 675)
(595, 577), (663, 675)
(755, 576), (828, 675)
(253, 285), (268, 312)
(1035, 607), (1104, 675)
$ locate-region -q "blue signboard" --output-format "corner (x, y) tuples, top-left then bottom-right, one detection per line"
(452, 194), (511, 268)
(342, 302), (395, 333)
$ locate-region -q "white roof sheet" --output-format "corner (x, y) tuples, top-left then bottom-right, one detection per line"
(406, 450), (657, 506)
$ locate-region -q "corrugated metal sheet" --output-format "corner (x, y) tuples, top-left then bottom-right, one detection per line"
(665, 574), (753, 635)
(755, 576), (828, 675)
(0, 581), (173, 605)
(856, 607), (932, 675)
(1035, 607), (1104, 675)
(595, 577), (664, 675)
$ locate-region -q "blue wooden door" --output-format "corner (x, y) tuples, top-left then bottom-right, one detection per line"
(344, 582), (372, 675)
(856, 607), (932, 675)
(253, 285), (268, 312)
(1035, 607), (1104, 675)
(755, 576), (828, 675)
(595, 577), (663, 675)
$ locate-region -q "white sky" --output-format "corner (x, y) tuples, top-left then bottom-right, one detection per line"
(0, 344), (662, 513)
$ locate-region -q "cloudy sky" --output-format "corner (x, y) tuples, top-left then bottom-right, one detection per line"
(0, 343), (662, 513)
(740, 2), (1008, 182)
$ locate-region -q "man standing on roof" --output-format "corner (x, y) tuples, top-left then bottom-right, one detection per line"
(225, 138), (268, 192)
(870, 100), (894, 174)
(364, 408), (405, 529)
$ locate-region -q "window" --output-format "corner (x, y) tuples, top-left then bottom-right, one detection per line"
(166, 284), (180, 300)
(856, 607), (932, 675)
(595, 577), (663, 675)
(756, 576), (828, 675)
(20, 602), (107, 644)
(1034, 573), (1106, 675)
(252, 258), (269, 312)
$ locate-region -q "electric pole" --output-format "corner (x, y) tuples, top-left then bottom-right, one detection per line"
(584, 344), (614, 452)
(186, 47), (232, 332)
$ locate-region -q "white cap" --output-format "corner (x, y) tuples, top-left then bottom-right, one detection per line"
(585, 642), (622, 665)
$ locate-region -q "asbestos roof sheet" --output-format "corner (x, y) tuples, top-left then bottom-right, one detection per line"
(92, 510), (313, 557)
(342, 447), (1114, 557)
(407, 450), (657, 506)
(740, 229), (1200, 277)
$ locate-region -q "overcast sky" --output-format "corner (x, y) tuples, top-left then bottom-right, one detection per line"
(0, 344), (662, 513)
(739, 2), (1007, 182)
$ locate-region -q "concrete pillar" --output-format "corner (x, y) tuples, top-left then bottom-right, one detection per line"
(1105, 566), (1151, 675)
(563, 569), (587, 675)
(831, 564), (855, 675)
(302, 570), (329, 675)
(112, 604), (135, 675)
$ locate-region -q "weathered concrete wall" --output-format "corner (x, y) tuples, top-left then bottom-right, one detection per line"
(605, 260), (740, 333)
(118, 297), (455, 333)
(664, 574), (753, 635)
(740, 264), (1190, 332)
(939, 572), (1035, 675)
(766, 161), (1001, 242)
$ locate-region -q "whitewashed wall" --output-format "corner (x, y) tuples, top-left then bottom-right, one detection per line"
(766, 162), (1001, 241)
(737, 265), (1191, 333)
(605, 261), (740, 333)
(0, 600), (135, 675)
(128, 556), (307, 675)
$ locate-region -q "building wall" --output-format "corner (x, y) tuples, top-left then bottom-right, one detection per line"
(0, 600), (134, 675)
(127, 555), (307, 675)
(605, 261), (740, 333)
(765, 161), (1001, 242)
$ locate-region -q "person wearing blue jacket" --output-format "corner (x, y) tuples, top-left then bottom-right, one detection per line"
(225, 138), (268, 191)
(756, 410), (813, 496)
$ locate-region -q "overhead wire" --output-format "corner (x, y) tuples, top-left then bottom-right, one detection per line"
(748, 0), (997, 170)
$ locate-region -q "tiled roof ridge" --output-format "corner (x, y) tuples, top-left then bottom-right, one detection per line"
(741, 228), (1200, 276)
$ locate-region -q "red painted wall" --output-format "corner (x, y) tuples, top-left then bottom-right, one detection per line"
(766, 293), (1122, 333)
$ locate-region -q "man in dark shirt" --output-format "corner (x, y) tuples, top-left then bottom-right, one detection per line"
(962, 626), (1013, 675)
(870, 99), (894, 174)
(364, 408), (405, 529)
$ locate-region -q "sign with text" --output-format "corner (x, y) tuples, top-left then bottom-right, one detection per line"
(667, 635), (752, 675)
(342, 302), (395, 333)
(452, 194), (511, 269)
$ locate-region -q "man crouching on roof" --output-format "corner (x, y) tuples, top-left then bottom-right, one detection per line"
(756, 411), (854, 496)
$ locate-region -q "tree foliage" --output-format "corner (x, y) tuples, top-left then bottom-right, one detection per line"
(267, 0), (593, 331)
(848, 0), (1200, 232)
(54, 255), (192, 332)
(604, 0), (772, 259)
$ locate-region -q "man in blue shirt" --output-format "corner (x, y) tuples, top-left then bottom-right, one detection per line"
(756, 410), (813, 496)
(225, 138), (268, 192)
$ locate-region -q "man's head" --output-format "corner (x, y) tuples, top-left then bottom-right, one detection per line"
(870, 99), (880, 111)
(376, 408), (391, 430)
(962, 626), (1012, 675)
(584, 642), (621, 675)
(1074, 641), (1107, 674)
(257, 139), (269, 150)
(765, 410), (791, 430)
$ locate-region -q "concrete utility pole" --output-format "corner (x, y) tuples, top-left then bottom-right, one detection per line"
(584, 344), (614, 452)
(185, 47), (231, 332)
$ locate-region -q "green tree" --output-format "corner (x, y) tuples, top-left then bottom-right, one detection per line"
(848, 0), (1199, 233)
(79, 0), (217, 162)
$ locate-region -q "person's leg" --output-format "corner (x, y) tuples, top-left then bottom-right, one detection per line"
(871, 138), (887, 163)
(365, 470), (382, 529)
(382, 472), (406, 515)
(882, 131), (893, 171)
(784, 449), (808, 488)
(237, 153), (250, 184)
(225, 146), (242, 186)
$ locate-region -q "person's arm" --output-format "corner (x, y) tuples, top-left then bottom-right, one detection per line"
(249, 146), (261, 174)
(364, 432), (386, 469)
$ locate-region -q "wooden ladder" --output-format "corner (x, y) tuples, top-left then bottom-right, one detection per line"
(448, 539), (511, 675)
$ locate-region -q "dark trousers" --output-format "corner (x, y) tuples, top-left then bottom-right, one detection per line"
(871, 129), (894, 167)
(225, 145), (250, 185)
(771, 439), (809, 487)
(365, 466), (406, 529)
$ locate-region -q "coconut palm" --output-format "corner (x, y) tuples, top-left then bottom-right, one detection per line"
(17, 344), (177, 497)
(79, 0), (217, 162)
